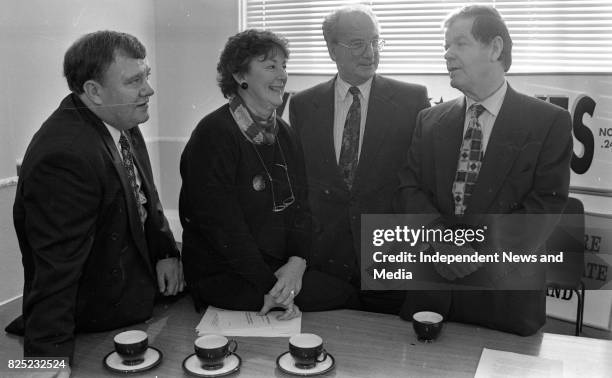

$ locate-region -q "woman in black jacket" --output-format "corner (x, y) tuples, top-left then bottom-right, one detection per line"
(180, 29), (357, 319)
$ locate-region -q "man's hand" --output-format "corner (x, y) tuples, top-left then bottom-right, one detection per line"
(429, 242), (483, 281)
(155, 257), (185, 296)
(269, 256), (306, 307)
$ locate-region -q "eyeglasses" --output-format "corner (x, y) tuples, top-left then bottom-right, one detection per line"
(269, 162), (295, 212)
(253, 140), (295, 213)
(337, 39), (385, 56)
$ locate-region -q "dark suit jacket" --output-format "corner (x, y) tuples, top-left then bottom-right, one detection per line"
(290, 75), (429, 283)
(12, 94), (179, 361)
(395, 85), (573, 335)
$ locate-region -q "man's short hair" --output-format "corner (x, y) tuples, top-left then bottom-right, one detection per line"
(63, 30), (146, 94)
(444, 5), (513, 72)
(322, 4), (379, 44)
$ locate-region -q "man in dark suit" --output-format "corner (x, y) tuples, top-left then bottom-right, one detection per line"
(290, 5), (430, 313)
(395, 5), (573, 335)
(10, 31), (183, 365)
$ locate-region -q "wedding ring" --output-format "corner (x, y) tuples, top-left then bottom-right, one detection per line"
(290, 290), (295, 296)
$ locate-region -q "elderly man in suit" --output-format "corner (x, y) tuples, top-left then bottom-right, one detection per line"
(395, 5), (573, 335)
(9, 31), (184, 366)
(290, 4), (430, 313)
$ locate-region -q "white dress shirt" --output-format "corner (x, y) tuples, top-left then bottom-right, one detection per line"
(333, 76), (373, 163)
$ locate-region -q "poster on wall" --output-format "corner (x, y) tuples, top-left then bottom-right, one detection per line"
(546, 212), (612, 330)
(534, 77), (612, 194)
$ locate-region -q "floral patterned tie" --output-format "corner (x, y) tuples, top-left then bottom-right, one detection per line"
(338, 86), (361, 189)
(119, 133), (148, 225)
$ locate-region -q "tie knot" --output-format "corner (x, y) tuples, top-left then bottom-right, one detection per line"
(349, 86), (360, 98)
(470, 103), (486, 118)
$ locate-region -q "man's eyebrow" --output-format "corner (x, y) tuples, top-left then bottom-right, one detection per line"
(125, 66), (151, 81)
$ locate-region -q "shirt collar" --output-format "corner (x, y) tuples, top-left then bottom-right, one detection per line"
(103, 122), (122, 147)
(335, 75), (373, 101)
(465, 80), (507, 117)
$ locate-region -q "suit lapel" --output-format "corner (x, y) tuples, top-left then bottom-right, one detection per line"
(353, 75), (392, 188)
(468, 86), (529, 214)
(433, 98), (465, 214)
(82, 107), (153, 275)
(309, 77), (347, 190)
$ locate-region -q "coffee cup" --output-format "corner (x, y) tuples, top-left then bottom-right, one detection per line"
(412, 311), (444, 342)
(194, 334), (238, 370)
(289, 333), (327, 369)
(114, 330), (148, 365)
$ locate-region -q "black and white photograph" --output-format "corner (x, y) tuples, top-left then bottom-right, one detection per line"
(0, 1), (610, 377)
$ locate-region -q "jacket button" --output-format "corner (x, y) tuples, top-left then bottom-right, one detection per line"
(324, 189), (330, 195)
(111, 233), (119, 240)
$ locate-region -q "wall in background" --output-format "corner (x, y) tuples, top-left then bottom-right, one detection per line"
(153, 0), (239, 231)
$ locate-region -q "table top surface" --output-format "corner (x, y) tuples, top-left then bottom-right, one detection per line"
(1, 295), (611, 377)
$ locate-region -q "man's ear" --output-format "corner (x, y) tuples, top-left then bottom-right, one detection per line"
(82, 80), (104, 105)
(327, 43), (337, 62)
(489, 35), (503, 63)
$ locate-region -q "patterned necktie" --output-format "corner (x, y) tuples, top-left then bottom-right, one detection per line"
(119, 133), (148, 225)
(452, 103), (486, 216)
(338, 86), (361, 189)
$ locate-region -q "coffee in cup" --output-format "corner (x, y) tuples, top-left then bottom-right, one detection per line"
(289, 333), (327, 369)
(194, 334), (237, 370)
(114, 330), (148, 365)
(412, 311), (443, 342)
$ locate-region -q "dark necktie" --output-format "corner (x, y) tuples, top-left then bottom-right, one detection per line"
(338, 86), (361, 189)
(452, 103), (486, 216)
(119, 133), (148, 225)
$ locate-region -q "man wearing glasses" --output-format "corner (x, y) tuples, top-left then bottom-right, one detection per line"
(290, 4), (430, 314)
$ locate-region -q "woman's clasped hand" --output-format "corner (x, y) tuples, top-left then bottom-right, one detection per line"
(259, 256), (307, 320)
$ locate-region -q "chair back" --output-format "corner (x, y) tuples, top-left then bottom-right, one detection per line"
(545, 197), (585, 288)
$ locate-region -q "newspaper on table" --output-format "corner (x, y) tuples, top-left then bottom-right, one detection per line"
(195, 306), (301, 337)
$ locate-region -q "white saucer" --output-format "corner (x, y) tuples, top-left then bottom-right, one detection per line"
(182, 353), (241, 377)
(276, 351), (335, 376)
(103, 346), (162, 373)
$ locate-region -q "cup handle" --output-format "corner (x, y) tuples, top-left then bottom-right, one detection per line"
(228, 339), (238, 354)
(316, 348), (327, 363)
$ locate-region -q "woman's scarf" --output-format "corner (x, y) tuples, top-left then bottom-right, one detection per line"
(229, 94), (278, 145)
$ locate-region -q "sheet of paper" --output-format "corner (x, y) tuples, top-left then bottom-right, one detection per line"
(474, 348), (563, 378)
(196, 306), (301, 337)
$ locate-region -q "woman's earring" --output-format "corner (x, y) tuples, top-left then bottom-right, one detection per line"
(240, 82), (248, 90)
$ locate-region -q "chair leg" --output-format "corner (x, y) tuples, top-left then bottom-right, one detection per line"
(574, 282), (585, 336)
(574, 289), (582, 336)
(579, 282), (585, 334)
